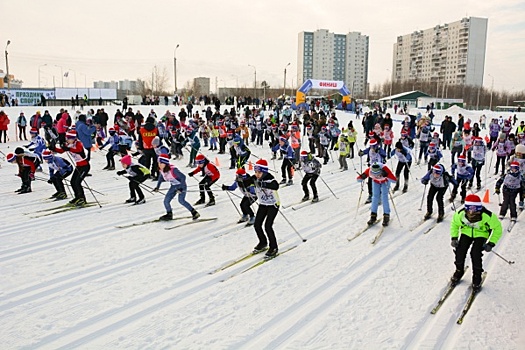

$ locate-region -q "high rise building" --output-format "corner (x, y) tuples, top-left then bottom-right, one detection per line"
(193, 77), (210, 96)
(119, 80), (138, 92)
(93, 80), (118, 89)
(297, 29), (369, 97)
(393, 17), (488, 87)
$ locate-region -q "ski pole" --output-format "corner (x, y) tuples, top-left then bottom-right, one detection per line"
(319, 174), (339, 199)
(419, 184), (427, 211)
(122, 176), (156, 195)
(388, 189), (402, 226)
(447, 185), (456, 211)
(355, 181), (364, 219)
(224, 189), (242, 217)
(498, 192), (502, 206)
(64, 152), (103, 208)
(277, 208), (307, 242)
(491, 249), (515, 265)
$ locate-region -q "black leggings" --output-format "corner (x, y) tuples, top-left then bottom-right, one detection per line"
(302, 173), (318, 197)
(254, 204), (279, 250)
(71, 164), (90, 200)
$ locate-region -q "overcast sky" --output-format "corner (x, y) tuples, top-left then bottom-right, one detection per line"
(2, 0), (524, 93)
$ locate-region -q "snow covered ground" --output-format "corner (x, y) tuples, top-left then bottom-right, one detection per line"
(0, 105), (524, 349)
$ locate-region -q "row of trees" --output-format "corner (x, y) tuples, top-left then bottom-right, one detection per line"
(368, 80), (525, 109)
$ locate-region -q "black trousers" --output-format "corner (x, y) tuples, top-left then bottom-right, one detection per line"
(71, 164), (90, 200)
(471, 160), (484, 186)
(427, 184), (446, 216)
(142, 148), (158, 177)
(51, 170), (71, 193)
(302, 173), (318, 197)
(240, 196), (256, 216)
(452, 178), (468, 200)
(455, 235), (486, 283)
(199, 176), (217, 201)
(281, 158), (293, 180)
(129, 177), (145, 200)
(500, 190), (518, 218)
(254, 204), (279, 250)
(106, 149), (116, 167)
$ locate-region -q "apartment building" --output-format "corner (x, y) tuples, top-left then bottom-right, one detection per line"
(298, 29), (369, 97)
(393, 17), (488, 86)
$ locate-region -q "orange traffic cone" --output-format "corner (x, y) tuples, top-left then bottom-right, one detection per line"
(215, 157), (221, 167)
(248, 161), (253, 170)
(482, 189), (490, 203)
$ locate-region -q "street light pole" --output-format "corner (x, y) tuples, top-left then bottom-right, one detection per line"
(5, 40), (11, 90)
(283, 62), (290, 96)
(54, 65), (64, 88)
(248, 64), (256, 100)
(174, 44), (179, 94)
(38, 64), (48, 88)
(489, 74), (494, 111)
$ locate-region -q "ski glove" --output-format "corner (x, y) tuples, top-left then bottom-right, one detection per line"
(116, 170), (127, 176)
(495, 188), (500, 194)
(153, 187), (159, 192)
(358, 150), (364, 157)
(47, 179), (53, 184)
(421, 179), (429, 185)
(222, 184), (227, 191)
(188, 172), (194, 177)
(483, 242), (495, 252)
(451, 238), (459, 248)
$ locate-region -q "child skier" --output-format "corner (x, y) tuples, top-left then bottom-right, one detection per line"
(421, 164), (457, 222)
(252, 159), (280, 258)
(116, 154), (150, 205)
(495, 161), (525, 222)
(357, 162), (397, 226)
(232, 136), (251, 169)
(25, 127), (47, 161)
(51, 130), (90, 206)
(450, 193), (502, 291)
(155, 154), (200, 221)
(426, 142), (443, 171)
(222, 168), (257, 225)
(492, 132), (509, 176)
(358, 139), (387, 203)
(391, 141), (412, 192)
(299, 150), (322, 202)
(469, 137), (487, 190)
(42, 149), (72, 200)
(272, 136), (295, 185)
(100, 127), (119, 170)
(188, 154), (220, 206)
(334, 134), (350, 171)
(450, 155), (474, 204)
(6, 148), (38, 194)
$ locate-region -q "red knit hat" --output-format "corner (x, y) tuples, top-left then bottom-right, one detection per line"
(464, 194), (482, 211)
(254, 159), (269, 173)
(66, 130), (77, 139)
(120, 155), (132, 166)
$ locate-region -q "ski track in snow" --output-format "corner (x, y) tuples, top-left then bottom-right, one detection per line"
(1, 105), (524, 349)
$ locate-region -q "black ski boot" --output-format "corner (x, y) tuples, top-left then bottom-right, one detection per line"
(393, 181), (399, 192)
(301, 194), (310, 202)
(424, 212), (432, 220)
(206, 198), (216, 207)
(402, 183), (408, 193)
(194, 198), (205, 205)
(450, 269), (464, 285)
(159, 211), (173, 221)
(312, 196), (319, 203)
(383, 214), (390, 226)
(437, 214), (444, 223)
(191, 209), (200, 220)
(472, 272), (483, 292)
(253, 243), (268, 253)
(367, 212), (378, 226)
(265, 247), (278, 258)
(125, 197), (136, 204)
(365, 195), (372, 204)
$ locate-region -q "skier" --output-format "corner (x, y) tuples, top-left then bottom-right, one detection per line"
(42, 149), (72, 200)
(426, 142), (443, 171)
(299, 150), (322, 202)
(358, 139), (387, 203)
(100, 127), (119, 170)
(469, 136), (487, 190)
(450, 194), (502, 291)
(272, 136), (295, 185)
(25, 127), (47, 161)
(155, 153), (200, 221)
(232, 136), (251, 169)
(391, 141), (412, 192)
(116, 154), (150, 205)
(492, 132), (509, 176)
(222, 168), (257, 225)
(252, 159), (280, 258)
(421, 164), (457, 222)
(6, 148), (38, 194)
(334, 133), (350, 171)
(495, 161), (525, 222)
(188, 154), (220, 206)
(51, 130), (90, 206)
(357, 162), (397, 226)
(450, 155), (474, 204)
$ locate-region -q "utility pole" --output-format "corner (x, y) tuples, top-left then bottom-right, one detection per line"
(283, 62), (290, 96)
(248, 64), (256, 100)
(174, 44), (179, 94)
(5, 40), (11, 91)
(489, 74), (494, 111)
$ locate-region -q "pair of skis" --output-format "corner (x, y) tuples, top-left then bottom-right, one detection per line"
(209, 245), (298, 282)
(430, 269), (487, 324)
(347, 219), (387, 244)
(115, 216), (217, 229)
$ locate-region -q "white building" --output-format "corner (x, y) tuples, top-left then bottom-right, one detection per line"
(119, 80), (139, 93)
(298, 29), (369, 97)
(93, 80), (118, 89)
(393, 17), (488, 87)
